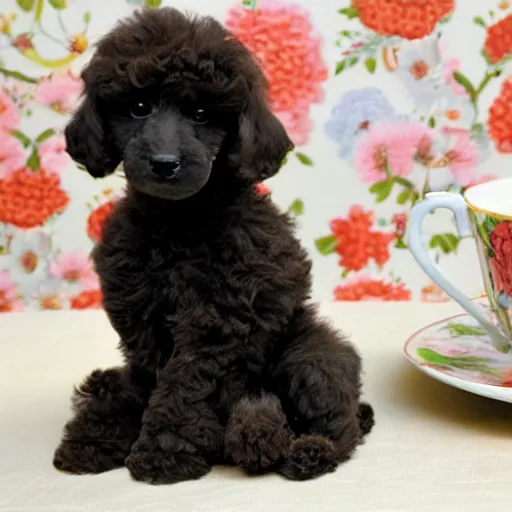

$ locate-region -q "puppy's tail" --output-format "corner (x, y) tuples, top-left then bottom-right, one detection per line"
(358, 402), (375, 436)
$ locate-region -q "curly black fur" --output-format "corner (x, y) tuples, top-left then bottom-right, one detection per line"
(53, 7), (374, 485)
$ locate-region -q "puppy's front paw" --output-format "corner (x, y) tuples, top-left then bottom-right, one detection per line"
(53, 439), (125, 475)
(125, 449), (210, 485)
(278, 435), (337, 481)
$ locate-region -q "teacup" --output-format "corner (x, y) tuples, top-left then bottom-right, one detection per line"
(408, 177), (512, 354)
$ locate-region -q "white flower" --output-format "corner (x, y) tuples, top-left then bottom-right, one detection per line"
(430, 96), (474, 131)
(396, 36), (452, 113)
(7, 229), (52, 295)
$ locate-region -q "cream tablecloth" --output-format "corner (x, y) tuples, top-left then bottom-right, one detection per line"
(1, 303), (511, 512)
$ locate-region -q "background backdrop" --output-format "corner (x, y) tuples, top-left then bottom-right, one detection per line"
(1, 0), (512, 312)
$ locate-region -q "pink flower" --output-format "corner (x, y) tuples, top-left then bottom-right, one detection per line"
(354, 121), (433, 183)
(34, 72), (82, 114)
(225, 1), (328, 146)
(49, 250), (98, 287)
(0, 270), (24, 312)
(442, 58), (466, 96)
(0, 87), (20, 132)
(38, 135), (71, 174)
(0, 131), (25, 179)
(444, 129), (479, 187)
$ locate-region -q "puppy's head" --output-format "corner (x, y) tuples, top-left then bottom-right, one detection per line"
(66, 8), (293, 201)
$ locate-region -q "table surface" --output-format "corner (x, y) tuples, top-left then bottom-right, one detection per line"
(1, 303), (511, 512)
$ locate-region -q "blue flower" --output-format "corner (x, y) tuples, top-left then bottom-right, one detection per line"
(325, 87), (398, 161)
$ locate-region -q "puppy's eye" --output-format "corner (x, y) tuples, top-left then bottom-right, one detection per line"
(130, 100), (153, 119)
(193, 109), (208, 123)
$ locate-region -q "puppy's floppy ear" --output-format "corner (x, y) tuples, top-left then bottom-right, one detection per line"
(229, 87), (294, 184)
(65, 92), (120, 178)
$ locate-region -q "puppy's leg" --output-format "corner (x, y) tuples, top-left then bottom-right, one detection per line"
(125, 356), (225, 485)
(225, 393), (293, 474)
(273, 306), (374, 481)
(53, 366), (152, 475)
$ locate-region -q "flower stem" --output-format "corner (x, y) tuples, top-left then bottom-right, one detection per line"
(0, 67), (38, 84)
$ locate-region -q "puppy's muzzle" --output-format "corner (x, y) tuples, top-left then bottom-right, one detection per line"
(150, 154), (180, 179)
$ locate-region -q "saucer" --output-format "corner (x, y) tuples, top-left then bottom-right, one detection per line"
(404, 303), (512, 403)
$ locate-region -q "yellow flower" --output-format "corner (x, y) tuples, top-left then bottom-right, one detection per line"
(498, 1), (510, 9)
(69, 33), (88, 54)
(0, 13), (16, 35)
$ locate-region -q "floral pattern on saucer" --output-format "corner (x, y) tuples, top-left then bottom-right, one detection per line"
(405, 307), (512, 388)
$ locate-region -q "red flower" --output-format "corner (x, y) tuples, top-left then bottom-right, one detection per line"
(329, 205), (395, 272)
(225, 1), (328, 146)
(334, 276), (411, 301)
(71, 289), (103, 309)
(13, 33), (33, 52)
(502, 367), (512, 388)
(0, 168), (69, 229)
(392, 213), (407, 238)
(87, 200), (115, 242)
(488, 77), (512, 154)
(484, 14), (512, 64)
(489, 220), (512, 296)
(353, 0), (454, 40)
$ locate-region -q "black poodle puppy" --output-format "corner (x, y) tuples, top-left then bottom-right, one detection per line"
(53, 7), (374, 485)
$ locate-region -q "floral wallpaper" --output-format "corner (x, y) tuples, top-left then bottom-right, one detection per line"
(1, 0), (512, 312)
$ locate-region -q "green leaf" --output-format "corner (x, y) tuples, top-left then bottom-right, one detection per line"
(144, 0), (162, 6)
(396, 188), (411, 205)
(295, 152), (313, 166)
(484, 215), (500, 233)
(429, 233), (460, 254)
(473, 16), (486, 28)
(35, 128), (56, 143)
(0, 67), (38, 84)
(428, 116), (436, 128)
(11, 130), (32, 148)
(26, 147), (40, 170)
(35, 0), (44, 21)
(444, 323), (486, 337)
(315, 235), (337, 256)
(369, 180), (393, 203)
(288, 199), (304, 216)
(48, 0), (67, 9)
(338, 7), (359, 19)
(395, 238), (407, 249)
(452, 71), (476, 99)
(364, 56), (376, 74)
(335, 56), (359, 75)
(83, 11), (91, 24)
(16, 0), (35, 11)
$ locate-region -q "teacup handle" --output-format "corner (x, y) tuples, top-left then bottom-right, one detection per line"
(407, 192), (510, 353)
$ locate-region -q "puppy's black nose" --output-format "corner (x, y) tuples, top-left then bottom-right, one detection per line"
(149, 154), (180, 179)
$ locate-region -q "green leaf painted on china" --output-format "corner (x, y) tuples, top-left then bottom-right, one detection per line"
(315, 235), (337, 256)
(144, 0), (162, 6)
(26, 147), (40, 170)
(295, 152), (313, 166)
(364, 57), (376, 74)
(16, 0), (35, 11)
(429, 233), (460, 254)
(452, 71), (476, 99)
(35, 128), (56, 144)
(473, 16), (486, 28)
(444, 323), (486, 337)
(48, 0), (67, 9)
(395, 238), (407, 249)
(12, 130), (32, 148)
(416, 348), (495, 373)
(288, 199), (304, 216)
(428, 116), (436, 128)
(338, 7), (359, 19)
(484, 215), (500, 233)
(369, 180), (393, 203)
(83, 11), (91, 24)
